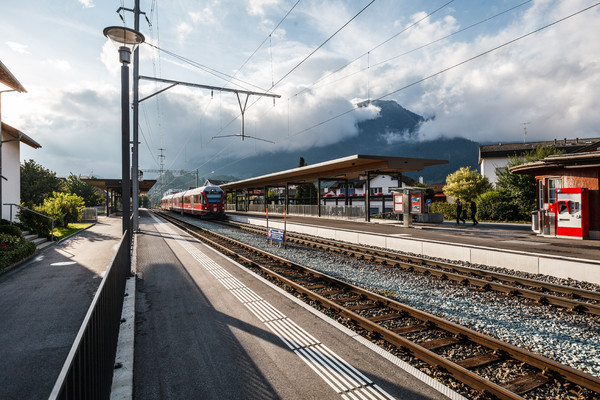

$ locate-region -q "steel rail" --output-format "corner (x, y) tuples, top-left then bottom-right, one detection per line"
(226, 221), (600, 315)
(156, 211), (600, 399)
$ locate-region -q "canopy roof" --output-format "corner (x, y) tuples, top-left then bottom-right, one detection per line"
(0, 60), (26, 93)
(510, 150), (600, 175)
(1, 122), (40, 148)
(221, 154), (447, 191)
(83, 178), (157, 194)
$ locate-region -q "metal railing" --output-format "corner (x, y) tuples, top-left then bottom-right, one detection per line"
(49, 230), (130, 400)
(4, 203), (55, 241)
(81, 207), (98, 222)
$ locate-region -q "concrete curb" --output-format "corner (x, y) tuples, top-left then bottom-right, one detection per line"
(110, 233), (136, 400)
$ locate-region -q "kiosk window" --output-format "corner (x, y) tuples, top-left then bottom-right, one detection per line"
(548, 178), (561, 203)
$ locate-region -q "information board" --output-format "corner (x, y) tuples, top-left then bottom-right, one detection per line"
(268, 228), (285, 243)
(393, 194), (403, 213)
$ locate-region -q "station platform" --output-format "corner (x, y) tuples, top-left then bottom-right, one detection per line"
(227, 212), (600, 284)
(0, 215), (123, 399)
(134, 209), (461, 399)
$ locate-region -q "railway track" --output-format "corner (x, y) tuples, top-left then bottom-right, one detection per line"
(223, 220), (600, 316)
(155, 211), (600, 400)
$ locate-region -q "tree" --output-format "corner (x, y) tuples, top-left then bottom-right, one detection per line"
(443, 167), (491, 202)
(294, 157), (316, 205)
(495, 146), (564, 219)
(65, 173), (103, 206)
(20, 160), (66, 207)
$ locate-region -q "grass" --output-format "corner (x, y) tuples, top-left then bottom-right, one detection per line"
(52, 222), (93, 241)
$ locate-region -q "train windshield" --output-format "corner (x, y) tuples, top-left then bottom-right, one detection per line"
(205, 188), (223, 204)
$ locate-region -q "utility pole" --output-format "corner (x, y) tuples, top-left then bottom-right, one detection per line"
(132, 0), (141, 231)
(522, 122), (530, 143)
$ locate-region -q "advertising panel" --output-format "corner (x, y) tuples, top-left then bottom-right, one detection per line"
(410, 194), (421, 213)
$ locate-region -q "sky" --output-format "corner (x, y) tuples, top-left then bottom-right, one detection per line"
(1, 0), (599, 179)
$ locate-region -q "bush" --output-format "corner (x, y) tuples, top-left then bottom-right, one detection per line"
(0, 225), (22, 237)
(430, 202), (457, 220)
(35, 192), (85, 228)
(18, 208), (54, 238)
(477, 190), (521, 221)
(0, 233), (36, 271)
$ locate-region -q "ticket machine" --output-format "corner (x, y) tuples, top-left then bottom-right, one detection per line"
(555, 188), (589, 239)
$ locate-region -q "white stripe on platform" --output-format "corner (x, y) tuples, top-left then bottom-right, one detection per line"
(151, 213), (396, 400)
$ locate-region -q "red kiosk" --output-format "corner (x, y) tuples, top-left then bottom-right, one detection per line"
(555, 188), (589, 239)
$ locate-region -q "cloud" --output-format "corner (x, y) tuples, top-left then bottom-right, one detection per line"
(411, 0), (600, 143)
(176, 22), (194, 43)
(189, 7), (216, 24)
(77, 0), (94, 8)
(44, 59), (72, 73)
(6, 41), (30, 54)
(246, 0), (281, 17)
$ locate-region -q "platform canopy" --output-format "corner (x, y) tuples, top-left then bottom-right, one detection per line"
(83, 178), (157, 194)
(221, 154), (447, 191)
(0, 60), (26, 93)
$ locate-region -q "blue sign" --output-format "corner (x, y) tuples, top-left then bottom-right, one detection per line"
(268, 228), (285, 243)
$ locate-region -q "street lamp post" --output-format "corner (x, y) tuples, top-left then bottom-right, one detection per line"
(103, 26), (144, 237)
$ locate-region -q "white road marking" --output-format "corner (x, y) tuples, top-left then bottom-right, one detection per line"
(149, 213), (396, 400)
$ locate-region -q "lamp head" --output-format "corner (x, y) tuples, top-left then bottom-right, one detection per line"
(103, 26), (145, 64)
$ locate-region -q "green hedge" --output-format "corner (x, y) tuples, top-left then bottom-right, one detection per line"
(0, 233), (36, 271)
(430, 202), (457, 220)
(477, 190), (521, 221)
(0, 225), (22, 237)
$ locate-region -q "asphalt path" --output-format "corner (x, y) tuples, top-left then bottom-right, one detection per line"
(0, 216), (122, 399)
(134, 210), (452, 400)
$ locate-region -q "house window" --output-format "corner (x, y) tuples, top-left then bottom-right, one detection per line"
(370, 187), (382, 195)
(548, 178), (561, 204)
(538, 180), (544, 209)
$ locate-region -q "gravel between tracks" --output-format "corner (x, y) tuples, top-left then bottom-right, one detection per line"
(183, 216), (600, 379)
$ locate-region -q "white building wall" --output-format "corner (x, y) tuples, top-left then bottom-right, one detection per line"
(480, 157), (509, 186)
(366, 175), (400, 194)
(1, 131), (21, 221)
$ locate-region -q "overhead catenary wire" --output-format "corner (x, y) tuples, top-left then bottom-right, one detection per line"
(293, 0), (457, 98)
(143, 0), (377, 180)
(305, 0), (535, 93)
(281, 2), (600, 143)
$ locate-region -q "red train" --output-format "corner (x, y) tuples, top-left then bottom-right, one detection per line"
(160, 185), (225, 219)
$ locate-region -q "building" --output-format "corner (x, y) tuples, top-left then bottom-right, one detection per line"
(510, 143), (600, 240)
(479, 137), (600, 186)
(1, 60), (40, 221)
(326, 174), (415, 196)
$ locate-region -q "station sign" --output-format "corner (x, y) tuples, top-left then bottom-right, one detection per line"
(268, 228), (285, 243)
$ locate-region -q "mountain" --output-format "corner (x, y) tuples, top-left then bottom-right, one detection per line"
(192, 100), (480, 184)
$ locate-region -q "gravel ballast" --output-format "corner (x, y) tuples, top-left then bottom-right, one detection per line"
(182, 216), (600, 379)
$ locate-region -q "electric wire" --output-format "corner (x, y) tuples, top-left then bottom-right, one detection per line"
(227, 0), (302, 86)
(306, 0), (534, 93)
(281, 1), (600, 142)
(293, 0), (457, 98)
(145, 43), (269, 93)
(209, 0), (378, 142)
(269, 0), (376, 93)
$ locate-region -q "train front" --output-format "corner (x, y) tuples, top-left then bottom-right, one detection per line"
(203, 186), (225, 218)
